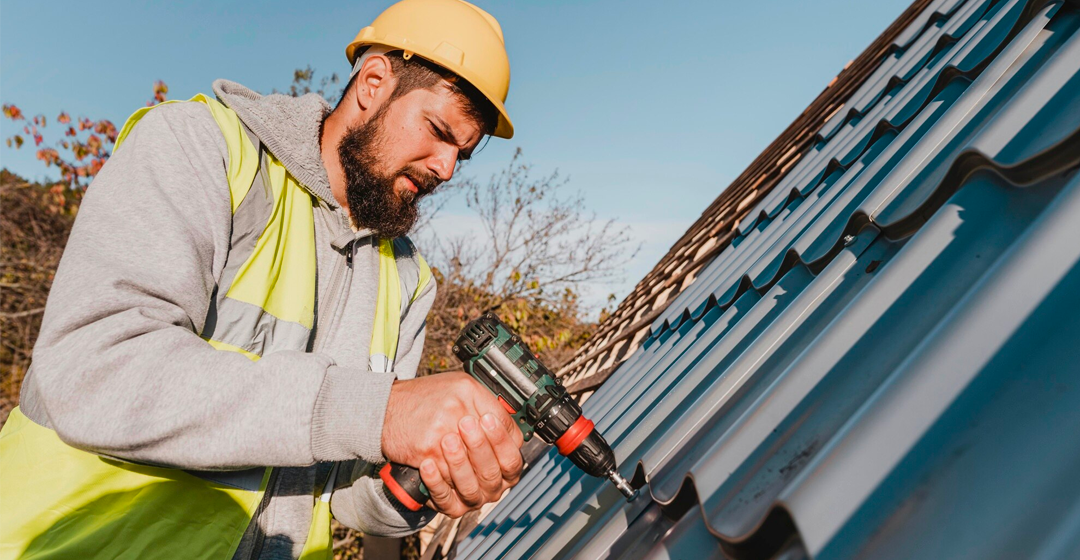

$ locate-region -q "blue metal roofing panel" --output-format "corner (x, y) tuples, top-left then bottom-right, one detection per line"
(736, 0), (1025, 239)
(457, 1), (1080, 558)
(658, 0), (1057, 333)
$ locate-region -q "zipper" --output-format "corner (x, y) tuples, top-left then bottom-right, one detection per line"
(249, 212), (356, 560)
(247, 467), (280, 559)
(310, 241), (352, 352)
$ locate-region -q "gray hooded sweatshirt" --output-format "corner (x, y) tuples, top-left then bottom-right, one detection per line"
(18, 80), (436, 559)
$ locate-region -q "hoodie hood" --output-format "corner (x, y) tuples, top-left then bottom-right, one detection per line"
(212, 79), (338, 207)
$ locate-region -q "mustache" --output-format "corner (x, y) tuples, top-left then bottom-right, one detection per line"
(398, 166), (442, 196)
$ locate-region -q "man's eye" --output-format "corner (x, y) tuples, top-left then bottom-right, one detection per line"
(428, 122), (446, 140)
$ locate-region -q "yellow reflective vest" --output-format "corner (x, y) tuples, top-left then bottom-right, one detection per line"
(0, 96), (431, 560)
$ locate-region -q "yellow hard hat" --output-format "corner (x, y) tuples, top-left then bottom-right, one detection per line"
(347, 0), (514, 139)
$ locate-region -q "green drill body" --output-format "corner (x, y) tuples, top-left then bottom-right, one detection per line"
(379, 313), (636, 512)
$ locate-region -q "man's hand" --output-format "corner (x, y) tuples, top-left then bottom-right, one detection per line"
(381, 372), (524, 517)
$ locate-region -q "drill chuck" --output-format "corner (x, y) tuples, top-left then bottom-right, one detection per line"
(535, 395), (635, 500)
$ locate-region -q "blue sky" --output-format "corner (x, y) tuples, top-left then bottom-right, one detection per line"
(1, 0), (910, 308)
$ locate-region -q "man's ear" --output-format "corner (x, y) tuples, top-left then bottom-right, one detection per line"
(355, 54), (393, 112)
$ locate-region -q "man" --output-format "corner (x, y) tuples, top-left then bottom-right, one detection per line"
(0, 1), (521, 558)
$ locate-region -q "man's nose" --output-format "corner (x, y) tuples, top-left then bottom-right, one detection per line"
(426, 146), (458, 183)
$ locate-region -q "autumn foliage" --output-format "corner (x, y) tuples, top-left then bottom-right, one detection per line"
(2, 81), (168, 197)
(3, 107), (115, 187)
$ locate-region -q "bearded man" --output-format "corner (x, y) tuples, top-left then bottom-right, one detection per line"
(0, 1), (522, 559)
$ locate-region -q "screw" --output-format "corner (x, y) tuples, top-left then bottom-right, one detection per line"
(842, 234), (856, 246)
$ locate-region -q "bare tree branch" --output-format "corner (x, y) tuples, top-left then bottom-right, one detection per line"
(0, 308), (45, 320)
(412, 149), (640, 376)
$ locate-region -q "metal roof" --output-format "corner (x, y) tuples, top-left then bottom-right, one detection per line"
(456, 0), (1080, 558)
(554, 0), (940, 398)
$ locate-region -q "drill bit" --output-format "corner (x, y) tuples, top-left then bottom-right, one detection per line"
(608, 470), (638, 501)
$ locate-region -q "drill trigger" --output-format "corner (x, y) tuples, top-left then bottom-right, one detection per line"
(497, 395), (517, 414)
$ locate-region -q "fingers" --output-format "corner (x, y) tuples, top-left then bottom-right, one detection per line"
(442, 432), (485, 510)
(473, 394), (523, 445)
(458, 416), (504, 501)
(481, 413), (524, 484)
(420, 459), (467, 518)
(389, 372), (528, 518)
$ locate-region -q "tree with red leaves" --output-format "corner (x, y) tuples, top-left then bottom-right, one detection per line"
(2, 82), (167, 206)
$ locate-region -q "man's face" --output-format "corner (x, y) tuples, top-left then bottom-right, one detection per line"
(338, 84), (483, 238)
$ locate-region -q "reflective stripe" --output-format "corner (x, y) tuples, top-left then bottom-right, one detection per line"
(415, 252), (432, 299)
(203, 152), (274, 341)
(224, 152), (317, 331)
(205, 152), (317, 357)
(218, 155), (275, 299)
(319, 463), (338, 503)
(205, 154), (312, 358)
(210, 296), (313, 357)
(369, 354), (392, 373)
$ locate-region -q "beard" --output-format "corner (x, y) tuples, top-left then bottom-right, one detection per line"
(337, 107), (440, 239)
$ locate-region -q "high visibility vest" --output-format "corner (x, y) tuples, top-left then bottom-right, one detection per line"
(0, 96), (431, 560)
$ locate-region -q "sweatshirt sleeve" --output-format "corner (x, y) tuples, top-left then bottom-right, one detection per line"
(22, 102), (390, 470)
(330, 276), (438, 535)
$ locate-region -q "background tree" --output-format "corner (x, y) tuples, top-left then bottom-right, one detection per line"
(417, 149), (637, 375)
(2, 81), (167, 193)
(274, 65), (341, 103)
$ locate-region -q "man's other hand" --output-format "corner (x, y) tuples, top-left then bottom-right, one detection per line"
(381, 372), (524, 517)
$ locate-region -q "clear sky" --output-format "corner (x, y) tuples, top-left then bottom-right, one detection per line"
(1, 0), (910, 309)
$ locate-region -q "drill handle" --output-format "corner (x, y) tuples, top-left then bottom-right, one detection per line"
(379, 462), (429, 512)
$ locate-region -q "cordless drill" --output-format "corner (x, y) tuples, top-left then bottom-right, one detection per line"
(379, 312), (637, 511)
